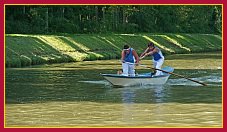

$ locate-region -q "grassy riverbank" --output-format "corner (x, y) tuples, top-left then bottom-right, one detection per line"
(5, 33), (222, 68)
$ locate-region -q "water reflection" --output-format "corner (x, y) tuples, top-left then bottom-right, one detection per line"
(120, 85), (166, 104)
(122, 89), (135, 104)
(153, 86), (165, 103)
(120, 85), (167, 125)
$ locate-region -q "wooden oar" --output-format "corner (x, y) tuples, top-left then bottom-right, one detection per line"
(139, 64), (207, 86)
(139, 56), (146, 60)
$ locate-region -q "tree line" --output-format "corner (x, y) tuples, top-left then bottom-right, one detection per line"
(5, 5), (222, 34)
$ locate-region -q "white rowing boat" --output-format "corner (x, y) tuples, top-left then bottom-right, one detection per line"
(101, 66), (174, 86)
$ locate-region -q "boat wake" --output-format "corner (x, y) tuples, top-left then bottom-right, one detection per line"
(78, 80), (111, 85)
(167, 75), (222, 86)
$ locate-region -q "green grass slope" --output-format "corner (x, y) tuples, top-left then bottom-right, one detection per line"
(5, 33), (222, 67)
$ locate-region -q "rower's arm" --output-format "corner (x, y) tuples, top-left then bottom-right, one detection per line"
(140, 48), (149, 57)
(121, 50), (125, 62)
(132, 50), (140, 64)
(147, 48), (158, 55)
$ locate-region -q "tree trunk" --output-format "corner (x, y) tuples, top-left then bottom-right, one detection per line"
(46, 7), (49, 33)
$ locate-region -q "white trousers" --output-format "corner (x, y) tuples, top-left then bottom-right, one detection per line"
(122, 63), (135, 76)
(153, 58), (164, 76)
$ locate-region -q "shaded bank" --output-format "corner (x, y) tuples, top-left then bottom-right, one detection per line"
(5, 33), (222, 68)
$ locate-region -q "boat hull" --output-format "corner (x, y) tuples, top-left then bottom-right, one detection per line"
(101, 66), (174, 86)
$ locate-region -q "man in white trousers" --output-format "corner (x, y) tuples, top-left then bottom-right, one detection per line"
(121, 44), (140, 76)
(140, 42), (164, 76)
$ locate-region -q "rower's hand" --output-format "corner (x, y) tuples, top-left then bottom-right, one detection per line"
(145, 53), (149, 56)
(135, 62), (139, 66)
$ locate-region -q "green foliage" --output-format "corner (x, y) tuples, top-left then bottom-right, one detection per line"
(5, 5), (222, 34)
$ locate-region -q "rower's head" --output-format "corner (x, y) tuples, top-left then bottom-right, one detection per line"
(123, 44), (130, 53)
(147, 42), (155, 50)
(148, 42), (154, 47)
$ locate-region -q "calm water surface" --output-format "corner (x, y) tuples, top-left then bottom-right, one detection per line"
(5, 53), (222, 127)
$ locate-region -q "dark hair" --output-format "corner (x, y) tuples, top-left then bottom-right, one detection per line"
(147, 42), (154, 47)
(123, 44), (130, 49)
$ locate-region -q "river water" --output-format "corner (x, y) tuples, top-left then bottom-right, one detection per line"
(5, 52), (222, 127)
